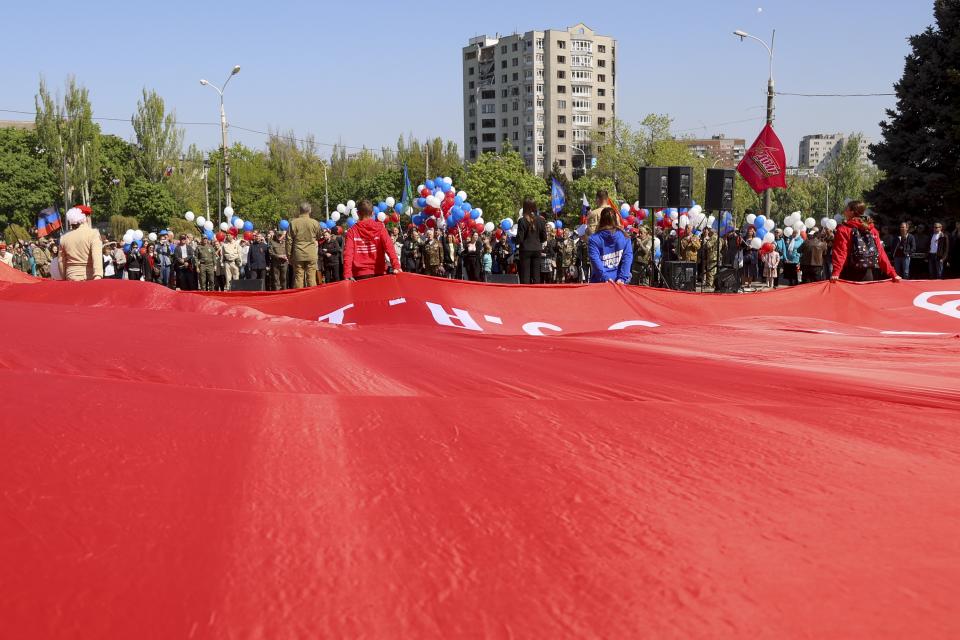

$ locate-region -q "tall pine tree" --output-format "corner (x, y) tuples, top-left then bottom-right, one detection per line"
(869, 0), (960, 220)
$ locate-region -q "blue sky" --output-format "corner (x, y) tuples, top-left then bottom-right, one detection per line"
(0, 0), (934, 164)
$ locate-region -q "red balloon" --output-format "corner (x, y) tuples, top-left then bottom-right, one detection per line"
(420, 187), (430, 197)
(426, 218), (436, 228)
(474, 223), (484, 234)
(494, 228), (503, 238)
(390, 213), (400, 223)
(627, 215), (636, 225)
(442, 201), (453, 213)
(228, 227), (238, 237)
(334, 226), (342, 235)
(215, 232), (226, 242)
(417, 224), (427, 233)
(243, 231), (253, 241)
(637, 211), (647, 220)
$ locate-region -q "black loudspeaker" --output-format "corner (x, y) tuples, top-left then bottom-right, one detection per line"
(638, 167), (669, 209)
(715, 267), (740, 293)
(485, 273), (520, 285)
(668, 166), (694, 208)
(230, 278), (264, 292)
(705, 168), (736, 211)
(664, 261), (697, 291)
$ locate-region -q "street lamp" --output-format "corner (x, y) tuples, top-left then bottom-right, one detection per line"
(808, 173), (830, 218)
(571, 144), (587, 179)
(733, 28), (775, 218)
(200, 64), (241, 221)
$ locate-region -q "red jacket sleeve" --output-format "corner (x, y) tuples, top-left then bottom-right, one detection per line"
(343, 229), (355, 278)
(872, 227), (898, 278)
(382, 225), (401, 270)
(831, 225), (850, 277)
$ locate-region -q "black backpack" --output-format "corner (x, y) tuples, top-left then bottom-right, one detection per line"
(849, 226), (879, 270)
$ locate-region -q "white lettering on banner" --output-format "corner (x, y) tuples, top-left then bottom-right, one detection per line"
(607, 320), (660, 331)
(913, 291), (960, 320)
(426, 302), (483, 331)
(318, 304), (356, 325)
(522, 322), (563, 336)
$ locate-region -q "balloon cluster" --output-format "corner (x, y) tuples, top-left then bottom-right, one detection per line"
(412, 177), (490, 237)
(121, 228), (145, 252)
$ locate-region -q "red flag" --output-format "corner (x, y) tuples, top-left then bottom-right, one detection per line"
(737, 123), (788, 194)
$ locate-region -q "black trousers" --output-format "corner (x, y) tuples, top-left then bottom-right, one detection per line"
(801, 265), (823, 283)
(783, 263), (800, 286)
(464, 259), (482, 282)
(518, 251), (542, 284)
(324, 263), (341, 283)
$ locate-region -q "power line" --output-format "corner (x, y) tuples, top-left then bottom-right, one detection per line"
(775, 91), (895, 97)
(673, 116), (766, 134)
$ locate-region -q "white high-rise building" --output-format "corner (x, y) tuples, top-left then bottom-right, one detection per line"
(462, 23), (616, 178)
(799, 133), (872, 173)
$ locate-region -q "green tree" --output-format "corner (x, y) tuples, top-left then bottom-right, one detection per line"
(34, 76), (101, 207)
(0, 127), (59, 230)
(125, 178), (178, 231)
(94, 134), (137, 219)
(869, 0), (960, 220)
(108, 215), (140, 241)
(460, 149), (547, 224)
(130, 89), (184, 183)
(825, 135), (880, 214)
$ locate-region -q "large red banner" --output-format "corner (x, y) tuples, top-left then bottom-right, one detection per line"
(738, 123), (789, 193)
(1, 265), (959, 639)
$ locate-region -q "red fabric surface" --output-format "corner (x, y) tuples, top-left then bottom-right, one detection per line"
(1, 267), (959, 639)
(737, 123), (788, 193)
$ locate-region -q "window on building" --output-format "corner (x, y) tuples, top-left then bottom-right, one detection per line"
(469, 122), (475, 131)
(558, 115), (566, 124)
(512, 100), (519, 111)
(470, 149), (476, 159)
(535, 53), (544, 63)
(482, 133), (496, 142)
(573, 114), (590, 125)
(481, 89), (496, 99)
(483, 147), (497, 154)
(571, 85), (590, 96)
(597, 44), (606, 53)
(513, 72), (518, 81)
(557, 85), (566, 93)
(597, 88), (605, 97)
(513, 131), (519, 141)
(598, 74), (605, 83)
(468, 67), (475, 75)
(501, 60), (507, 69)
(571, 40), (592, 52)
(571, 70), (592, 80)
(513, 116), (519, 125)
(501, 89), (508, 98)
(597, 103), (605, 111)
(468, 94), (476, 103)
(525, 99), (533, 109)
(468, 81), (475, 90)
(557, 129), (566, 138)
(511, 87), (519, 96)
(501, 103), (508, 112)
(502, 74), (507, 84)
(537, 143), (544, 154)
(572, 99), (590, 110)
(512, 43), (518, 51)
(557, 70), (566, 79)
(465, 51), (477, 60)
(536, 83), (544, 94)
(536, 112), (544, 122)
(557, 40), (566, 49)
(559, 159), (566, 166)
(597, 117), (606, 126)
(558, 144), (566, 152)
(481, 104), (495, 114)
(557, 99), (567, 109)
(469, 108), (475, 117)
(512, 57), (518, 66)
(536, 98), (544, 109)
(557, 55), (566, 64)
(573, 129), (588, 141)
(481, 118), (496, 128)
(501, 45), (507, 54)
(598, 59), (606, 68)
(535, 38), (544, 50)
(502, 118), (508, 127)
(536, 68), (544, 79)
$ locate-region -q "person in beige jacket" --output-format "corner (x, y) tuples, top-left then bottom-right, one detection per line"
(220, 234), (242, 290)
(59, 206), (103, 281)
(285, 202), (323, 288)
(587, 189), (609, 236)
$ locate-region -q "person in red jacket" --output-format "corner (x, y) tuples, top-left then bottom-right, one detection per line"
(343, 199), (402, 281)
(830, 200), (900, 283)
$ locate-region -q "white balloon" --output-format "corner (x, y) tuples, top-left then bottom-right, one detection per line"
(793, 221), (805, 233)
(196, 216), (206, 227)
(385, 197), (396, 208)
(351, 209), (358, 219)
(443, 177), (453, 185)
(148, 232), (158, 242)
(331, 211), (341, 222)
(417, 184), (425, 193)
(405, 207), (414, 216)
(750, 237), (762, 249)
(484, 222), (495, 233)
(783, 227), (794, 237)
(133, 230), (144, 240)
(820, 217), (829, 228)
(706, 215), (716, 225)
(426, 196), (437, 208)
(223, 206), (234, 218)
(346, 200), (356, 210)
(763, 232), (775, 243)
(184, 211), (195, 222)
(679, 214), (690, 228)
(377, 212), (387, 222)
(457, 190), (468, 201)
(234, 218), (244, 230)
(122, 232), (134, 244)
(337, 204), (346, 215)
(654, 237), (661, 249)
(804, 217), (816, 229)
(689, 205), (703, 217)
(220, 222), (231, 232)
(746, 213), (757, 224)
(508, 227), (518, 237)
(826, 219), (838, 231)
(204, 221), (214, 232)
(475, 217), (484, 226)
(576, 224), (587, 236)
(764, 219), (775, 231)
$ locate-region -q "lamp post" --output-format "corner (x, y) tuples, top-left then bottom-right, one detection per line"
(323, 162), (330, 221)
(200, 65), (241, 221)
(733, 29), (775, 219)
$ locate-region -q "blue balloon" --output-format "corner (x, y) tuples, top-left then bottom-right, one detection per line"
(416, 197), (427, 208)
(326, 220), (336, 229)
(346, 218), (356, 228)
(755, 215), (767, 228)
(159, 229), (169, 236)
(243, 221), (254, 232)
(394, 203), (403, 214)
(452, 211), (464, 223)
(454, 195), (464, 205)
(426, 179), (436, 190)
(279, 219), (290, 230)
(123, 243), (131, 252)
(435, 176), (443, 185)
(205, 230), (214, 240)
(462, 203), (472, 213)
(231, 216), (241, 226)
(693, 229), (702, 236)
(555, 220), (563, 229)
(679, 208), (689, 214)
(445, 184), (455, 193)
(377, 202), (387, 212)
(500, 219), (513, 231)
(470, 209), (480, 220)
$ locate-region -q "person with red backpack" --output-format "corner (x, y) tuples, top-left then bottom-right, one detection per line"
(343, 199), (402, 281)
(830, 201), (900, 282)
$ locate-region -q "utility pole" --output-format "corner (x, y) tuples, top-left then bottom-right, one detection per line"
(200, 65), (241, 214)
(734, 29), (776, 219)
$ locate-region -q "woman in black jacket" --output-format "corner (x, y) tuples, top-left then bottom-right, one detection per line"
(460, 231), (484, 281)
(515, 197), (547, 284)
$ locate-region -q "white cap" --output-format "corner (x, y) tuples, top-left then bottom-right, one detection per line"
(66, 207), (86, 225)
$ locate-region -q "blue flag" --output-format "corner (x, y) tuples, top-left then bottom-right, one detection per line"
(551, 178), (566, 215)
(401, 164), (413, 209)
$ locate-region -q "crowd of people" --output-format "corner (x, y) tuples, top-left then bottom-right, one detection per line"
(1, 194), (956, 291)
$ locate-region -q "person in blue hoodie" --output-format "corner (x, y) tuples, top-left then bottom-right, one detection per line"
(588, 208), (633, 284)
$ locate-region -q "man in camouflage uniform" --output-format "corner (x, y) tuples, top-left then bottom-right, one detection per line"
(32, 241), (52, 277)
(631, 227), (653, 286)
(701, 228), (719, 290)
(421, 228), (443, 276)
(558, 230), (576, 283)
(196, 236), (218, 291)
(269, 230), (289, 291)
(679, 227), (701, 263)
